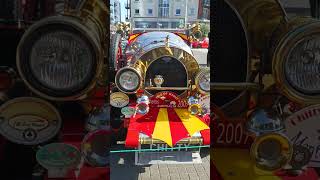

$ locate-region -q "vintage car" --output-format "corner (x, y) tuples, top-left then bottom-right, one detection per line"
(192, 37), (209, 49)
(110, 30), (210, 164)
(0, 0), (110, 179)
(212, 0), (320, 179)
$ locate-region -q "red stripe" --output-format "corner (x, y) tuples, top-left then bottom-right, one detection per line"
(274, 168), (319, 180)
(200, 129), (210, 145)
(136, 108), (160, 137)
(167, 108), (190, 146)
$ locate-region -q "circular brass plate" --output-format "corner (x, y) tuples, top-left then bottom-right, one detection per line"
(0, 97), (62, 145)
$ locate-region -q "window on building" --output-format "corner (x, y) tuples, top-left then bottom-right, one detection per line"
(135, 9), (140, 14)
(203, 8), (210, 19)
(176, 9), (181, 15)
(148, 9), (153, 15)
(159, 0), (169, 17)
(189, 8), (195, 16)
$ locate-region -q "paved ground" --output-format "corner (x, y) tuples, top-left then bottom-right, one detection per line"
(110, 146), (210, 180)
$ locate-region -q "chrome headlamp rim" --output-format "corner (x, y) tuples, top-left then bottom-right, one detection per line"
(272, 21), (320, 104)
(195, 67), (210, 94)
(250, 132), (293, 171)
(16, 16), (102, 101)
(81, 129), (111, 167)
(115, 66), (142, 94)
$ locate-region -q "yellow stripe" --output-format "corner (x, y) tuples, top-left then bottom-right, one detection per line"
(174, 108), (209, 136)
(213, 148), (282, 180)
(152, 108), (173, 147)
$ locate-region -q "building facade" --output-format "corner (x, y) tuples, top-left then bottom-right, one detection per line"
(111, 0), (122, 24)
(130, 0), (199, 29)
(198, 0), (210, 20)
(114, 0), (122, 23)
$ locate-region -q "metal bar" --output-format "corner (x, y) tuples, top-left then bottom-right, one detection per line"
(110, 145), (210, 153)
(210, 82), (261, 91)
(117, 137), (203, 145)
(145, 87), (190, 91)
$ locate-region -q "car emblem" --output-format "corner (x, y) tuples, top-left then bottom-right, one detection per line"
(36, 143), (81, 178)
(110, 92), (129, 108)
(0, 97), (61, 145)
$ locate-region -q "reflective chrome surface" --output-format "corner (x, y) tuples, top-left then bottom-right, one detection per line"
(124, 32), (199, 97)
(247, 109), (284, 135)
(85, 105), (110, 132)
(136, 95), (150, 114)
(250, 133), (292, 171)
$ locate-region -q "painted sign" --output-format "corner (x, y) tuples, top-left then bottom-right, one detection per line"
(110, 92), (129, 108)
(149, 91), (188, 108)
(213, 119), (254, 148)
(285, 105), (320, 167)
(36, 143), (81, 169)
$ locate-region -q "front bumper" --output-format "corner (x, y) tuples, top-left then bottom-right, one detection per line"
(124, 107), (210, 148)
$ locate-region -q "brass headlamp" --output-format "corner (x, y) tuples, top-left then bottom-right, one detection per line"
(188, 96), (202, 115)
(271, 17), (320, 104)
(16, 0), (107, 101)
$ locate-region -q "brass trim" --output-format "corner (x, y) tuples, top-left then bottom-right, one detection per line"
(211, 82), (261, 91)
(272, 19), (320, 104)
(117, 137), (203, 145)
(115, 67), (143, 94)
(142, 54), (190, 97)
(250, 133), (292, 171)
(145, 87), (190, 91)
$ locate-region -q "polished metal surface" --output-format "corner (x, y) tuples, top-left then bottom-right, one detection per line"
(124, 32), (200, 97)
(250, 133), (292, 171)
(117, 137), (203, 145)
(271, 17), (320, 104)
(246, 109), (284, 135)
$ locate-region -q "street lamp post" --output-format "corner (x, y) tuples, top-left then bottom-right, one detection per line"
(185, 0), (188, 28)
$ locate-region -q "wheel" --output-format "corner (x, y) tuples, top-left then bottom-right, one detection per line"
(213, 0), (249, 111)
(110, 33), (122, 71)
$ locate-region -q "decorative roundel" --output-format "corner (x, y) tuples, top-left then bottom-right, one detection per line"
(0, 97), (62, 145)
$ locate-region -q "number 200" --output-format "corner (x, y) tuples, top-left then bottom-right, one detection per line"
(216, 123), (250, 145)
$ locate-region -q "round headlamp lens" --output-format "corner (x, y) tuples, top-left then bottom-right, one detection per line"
(285, 37), (320, 94)
(196, 68), (210, 93)
(117, 69), (140, 92)
(29, 30), (94, 91)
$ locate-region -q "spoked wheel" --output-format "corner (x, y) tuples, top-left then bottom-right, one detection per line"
(213, 0), (249, 113)
(110, 33), (123, 71)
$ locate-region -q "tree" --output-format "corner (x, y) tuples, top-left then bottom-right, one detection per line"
(200, 23), (210, 37)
